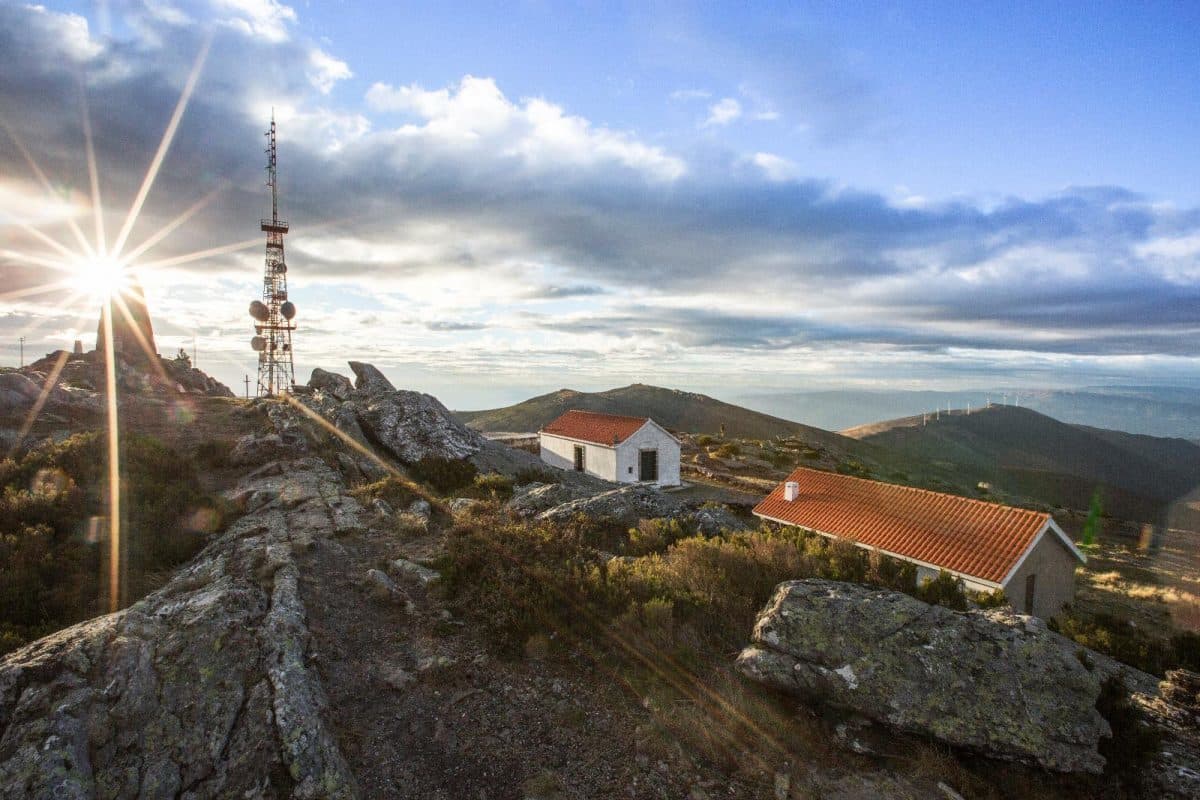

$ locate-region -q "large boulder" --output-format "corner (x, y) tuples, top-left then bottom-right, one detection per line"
(536, 484), (686, 527)
(354, 390), (484, 463)
(309, 367), (354, 401)
(347, 361), (396, 395)
(736, 580), (1111, 774)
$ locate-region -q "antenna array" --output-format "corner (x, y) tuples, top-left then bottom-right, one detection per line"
(248, 113), (297, 396)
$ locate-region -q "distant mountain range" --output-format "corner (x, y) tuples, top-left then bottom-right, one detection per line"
(457, 383), (855, 449)
(460, 384), (1200, 528)
(844, 405), (1200, 527)
(730, 386), (1200, 440)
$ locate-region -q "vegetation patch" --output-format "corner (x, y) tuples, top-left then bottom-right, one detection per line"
(407, 456), (478, 494)
(0, 432), (225, 655)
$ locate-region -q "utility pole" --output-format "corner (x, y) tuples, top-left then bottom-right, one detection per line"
(192, 334), (197, 368)
(243, 374), (250, 399)
(18, 336), (24, 367)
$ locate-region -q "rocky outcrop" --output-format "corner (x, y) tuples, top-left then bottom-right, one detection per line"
(347, 361), (396, 395)
(736, 580), (1111, 774)
(308, 368), (354, 401)
(0, 434), (361, 797)
(298, 363), (485, 465)
(536, 484), (689, 527)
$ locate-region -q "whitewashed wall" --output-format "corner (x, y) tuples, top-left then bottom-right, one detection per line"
(614, 423), (681, 487)
(539, 433), (618, 481)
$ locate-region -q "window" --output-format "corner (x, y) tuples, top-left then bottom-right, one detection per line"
(573, 445), (585, 472)
(1024, 573), (1036, 614)
(639, 449), (658, 482)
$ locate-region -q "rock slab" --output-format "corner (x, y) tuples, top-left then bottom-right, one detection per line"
(736, 579), (1111, 774)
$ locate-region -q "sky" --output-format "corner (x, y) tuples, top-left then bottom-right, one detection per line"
(1, 0), (1199, 410)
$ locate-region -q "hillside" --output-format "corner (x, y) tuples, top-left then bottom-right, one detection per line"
(843, 405), (1200, 525)
(457, 383), (858, 450)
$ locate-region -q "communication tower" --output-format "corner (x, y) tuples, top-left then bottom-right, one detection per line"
(249, 113), (297, 396)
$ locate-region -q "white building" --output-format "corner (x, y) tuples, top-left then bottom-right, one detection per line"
(538, 410), (681, 487)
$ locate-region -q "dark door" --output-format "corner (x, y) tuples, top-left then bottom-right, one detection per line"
(639, 449), (658, 482)
(573, 445), (585, 472)
(1024, 574), (1036, 614)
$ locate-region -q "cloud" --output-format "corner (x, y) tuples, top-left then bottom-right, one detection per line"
(365, 75), (686, 181)
(670, 88), (711, 101)
(748, 152), (796, 182)
(212, 0), (296, 42)
(703, 97), (741, 127)
(0, 2), (1198, 398)
(306, 48), (351, 94)
(425, 320), (488, 332)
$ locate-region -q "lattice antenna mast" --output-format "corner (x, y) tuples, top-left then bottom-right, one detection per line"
(248, 113), (297, 396)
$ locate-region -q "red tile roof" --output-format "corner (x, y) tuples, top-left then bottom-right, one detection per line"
(754, 467), (1061, 585)
(540, 410), (649, 446)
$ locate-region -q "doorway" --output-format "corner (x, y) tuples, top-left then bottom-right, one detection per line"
(639, 449), (658, 482)
(573, 445), (585, 472)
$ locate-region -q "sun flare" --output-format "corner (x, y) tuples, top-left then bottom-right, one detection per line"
(77, 255), (130, 302)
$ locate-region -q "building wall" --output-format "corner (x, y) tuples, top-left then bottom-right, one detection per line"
(614, 423), (682, 487)
(539, 433), (617, 481)
(1002, 529), (1078, 619)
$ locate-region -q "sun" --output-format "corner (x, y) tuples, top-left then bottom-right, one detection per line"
(77, 255), (131, 303)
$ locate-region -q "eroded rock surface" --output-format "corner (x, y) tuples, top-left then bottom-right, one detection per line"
(736, 579), (1111, 774)
(0, 451), (361, 798)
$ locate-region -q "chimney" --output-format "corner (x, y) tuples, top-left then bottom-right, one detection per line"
(783, 481), (800, 502)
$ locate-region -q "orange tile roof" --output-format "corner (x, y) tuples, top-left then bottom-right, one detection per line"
(540, 410), (649, 446)
(754, 467), (1056, 585)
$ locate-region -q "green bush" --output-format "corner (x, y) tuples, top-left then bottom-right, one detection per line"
(0, 432), (219, 655)
(1050, 611), (1175, 676)
(513, 466), (560, 486)
(408, 456), (478, 494)
(713, 442), (740, 459)
(915, 571), (970, 611)
(349, 475), (423, 510)
(693, 435), (714, 447)
(440, 511), (968, 657)
(835, 459), (871, 478)
(626, 517), (696, 557)
(455, 472), (516, 501)
(1095, 676), (1162, 788)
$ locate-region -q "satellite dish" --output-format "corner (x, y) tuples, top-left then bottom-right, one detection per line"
(251, 336), (266, 352)
(249, 300), (269, 321)
(277, 262), (287, 274)
(281, 301), (296, 320)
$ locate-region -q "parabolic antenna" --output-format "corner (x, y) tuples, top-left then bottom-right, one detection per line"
(249, 300), (269, 321)
(251, 336), (266, 352)
(281, 301), (296, 320)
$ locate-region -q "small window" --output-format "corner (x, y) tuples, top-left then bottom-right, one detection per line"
(573, 445), (585, 472)
(628, 466), (633, 474)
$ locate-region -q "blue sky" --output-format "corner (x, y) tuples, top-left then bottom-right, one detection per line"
(2, 1), (1199, 410)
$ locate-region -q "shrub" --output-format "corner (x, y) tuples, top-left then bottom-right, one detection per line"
(914, 571), (969, 611)
(1096, 676), (1162, 789)
(194, 438), (233, 468)
(458, 472), (515, 501)
(408, 456), (478, 494)
(971, 588), (1011, 609)
(1050, 612), (1174, 676)
(513, 466), (560, 486)
(349, 476), (422, 510)
(693, 435), (714, 447)
(836, 459), (871, 478)
(714, 442), (740, 459)
(0, 432), (218, 655)
(626, 517), (695, 557)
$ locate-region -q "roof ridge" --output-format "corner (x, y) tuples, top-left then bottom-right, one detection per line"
(785, 466), (1049, 520)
